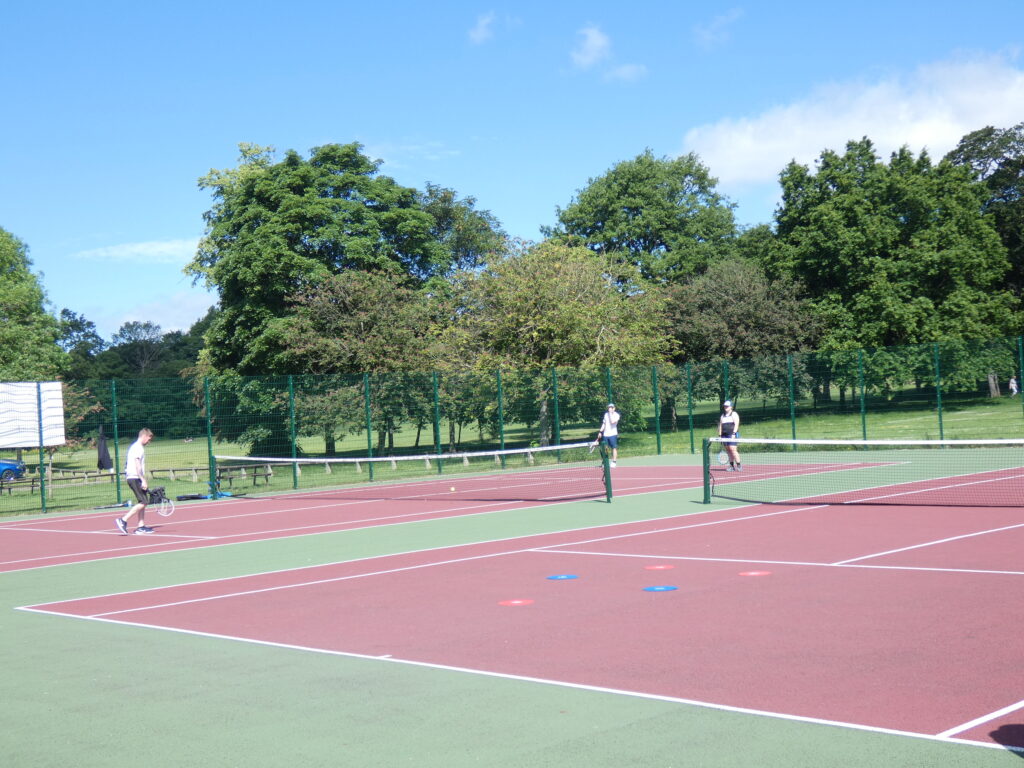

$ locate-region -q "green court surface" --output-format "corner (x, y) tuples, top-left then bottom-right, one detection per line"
(2, 454), (1019, 767)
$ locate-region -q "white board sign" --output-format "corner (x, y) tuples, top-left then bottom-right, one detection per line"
(0, 382), (66, 449)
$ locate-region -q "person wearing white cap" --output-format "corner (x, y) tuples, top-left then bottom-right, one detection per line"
(719, 400), (741, 471)
(598, 403), (620, 467)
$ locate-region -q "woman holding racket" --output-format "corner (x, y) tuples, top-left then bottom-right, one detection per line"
(598, 404), (620, 468)
(719, 400), (741, 471)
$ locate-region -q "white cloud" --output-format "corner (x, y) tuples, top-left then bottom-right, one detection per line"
(95, 288), (215, 338)
(572, 24), (611, 70)
(71, 238), (200, 265)
(469, 12), (496, 44)
(605, 63), (648, 82)
(683, 52), (1024, 191)
(693, 8), (744, 50)
(363, 140), (461, 170)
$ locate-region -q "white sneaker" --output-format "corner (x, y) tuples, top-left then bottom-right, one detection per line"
(610, 461), (617, 468)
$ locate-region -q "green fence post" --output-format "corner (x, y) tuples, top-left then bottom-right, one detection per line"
(363, 373), (374, 481)
(496, 369), (506, 450)
(111, 380), (122, 504)
(432, 371), (442, 474)
(204, 377), (218, 499)
(551, 368), (561, 446)
(1017, 337), (1024, 421)
(858, 349), (867, 441)
(651, 366), (662, 455)
(722, 360), (730, 403)
(36, 382), (47, 514)
(686, 362), (695, 454)
(288, 375), (298, 489)
(605, 367), (613, 405)
(933, 343), (944, 440)
(787, 354), (796, 444)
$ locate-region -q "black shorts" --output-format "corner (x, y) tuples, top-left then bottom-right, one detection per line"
(127, 477), (148, 504)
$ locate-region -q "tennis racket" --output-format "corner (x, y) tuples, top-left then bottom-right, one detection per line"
(589, 436), (602, 454)
(156, 496), (175, 517)
(717, 449), (729, 465)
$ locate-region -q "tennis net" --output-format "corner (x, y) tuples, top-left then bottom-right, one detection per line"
(213, 441), (612, 503)
(703, 437), (1024, 507)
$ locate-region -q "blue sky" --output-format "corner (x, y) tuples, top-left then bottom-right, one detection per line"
(3, 1), (1024, 340)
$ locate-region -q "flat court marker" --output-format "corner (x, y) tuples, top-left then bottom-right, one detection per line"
(739, 571), (772, 577)
(547, 574), (578, 580)
(643, 585), (678, 592)
(498, 599), (534, 606)
(644, 564), (675, 570)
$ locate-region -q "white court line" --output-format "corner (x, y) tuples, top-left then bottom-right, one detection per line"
(11, 608), (1012, 754)
(938, 698), (1024, 738)
(833, 521), (1024, 565)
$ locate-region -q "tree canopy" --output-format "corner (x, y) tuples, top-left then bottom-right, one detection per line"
(548, 150), (737, 282)
(769, 138), (1019, 349)
(0, 227), (66, 380)
(187, 143), (505, 374)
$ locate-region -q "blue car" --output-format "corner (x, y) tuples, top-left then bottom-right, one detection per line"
(0, 458), (27, 482)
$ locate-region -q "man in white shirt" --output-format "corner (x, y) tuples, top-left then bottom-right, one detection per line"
(598, 403), (620, 467)
(115, 428), (154, 535)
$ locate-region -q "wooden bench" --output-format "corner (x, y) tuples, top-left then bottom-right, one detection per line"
(216, 463), (274, 488)
(149, 467), (204, 483)
(0, 476), (40, 494)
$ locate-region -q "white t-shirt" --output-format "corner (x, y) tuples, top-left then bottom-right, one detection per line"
(125, 439), (146, 480)
(601, 410), (620, 437)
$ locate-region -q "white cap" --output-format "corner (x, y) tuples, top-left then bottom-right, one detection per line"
(607, 403), (615, 408)
(723, 400), (732, 407)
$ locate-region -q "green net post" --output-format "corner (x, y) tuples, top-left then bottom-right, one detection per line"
(686, 362), (695, 454)
(363, 373), (374, 481)
(787, 354), (796, 445)
(651, 366), (662, 455)
(111, 379), (122, 504)
(933, 343), (944, 440)
(432, 371), (443, 474)
(858, 349), (867, 441)
(288, 375), (298, 490)
(1017, 336), (1024, 421)
(36, 382), (47, 514)
(601, 445), (613, 502)
(702, 437), (711, 503)
(204, 377), (218, 499)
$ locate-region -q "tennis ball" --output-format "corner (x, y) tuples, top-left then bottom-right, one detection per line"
(450, 486), (456, 492)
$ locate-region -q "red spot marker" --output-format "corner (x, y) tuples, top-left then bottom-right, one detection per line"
(498, 599), (534, 606)
(739, 571), (772, 577)
(644, 564), (675, 570)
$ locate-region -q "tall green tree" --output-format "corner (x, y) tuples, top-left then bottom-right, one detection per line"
(547, 150), (737, 282)
(770, 138), (1018, 349)
(945, 122), (1024, 303)
(0, 227), (66, 380)
(187, 143), (504, 374)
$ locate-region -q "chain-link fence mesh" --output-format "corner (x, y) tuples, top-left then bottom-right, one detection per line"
(3, 336), (1024, 515)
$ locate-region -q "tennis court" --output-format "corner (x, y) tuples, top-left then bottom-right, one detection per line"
(3, 446), (1024, 766)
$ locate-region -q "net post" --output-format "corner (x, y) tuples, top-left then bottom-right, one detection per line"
(702, 437), (712, 503)
(600, 444), (613, 502)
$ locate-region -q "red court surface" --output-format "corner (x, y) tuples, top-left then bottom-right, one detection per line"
(19, 483), (1024, 754)
(0, 465), (697, 573)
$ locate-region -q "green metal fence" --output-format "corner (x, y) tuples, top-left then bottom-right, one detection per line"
(3, 335), (1024, 516)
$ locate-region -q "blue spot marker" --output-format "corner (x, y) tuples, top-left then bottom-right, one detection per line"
(547, 574), (579, 580)
(643, 585), (678, 592)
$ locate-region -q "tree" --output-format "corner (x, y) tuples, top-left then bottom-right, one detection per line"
(0, 227), (66, 380)
(58, 309), (107, 380)
(110, 321), (165, 377)
(945, 123), (1024, 302)
(770, 138), (1019, 350)
(187, 142), (504, 374)
(546, 150), (737, 282)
